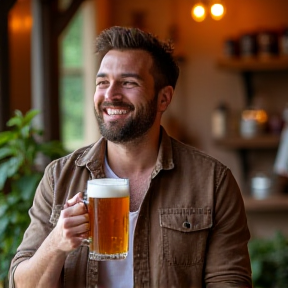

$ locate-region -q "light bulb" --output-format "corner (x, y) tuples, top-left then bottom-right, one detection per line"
(210, 2), (225, 20)
(191, 2), (206, 22)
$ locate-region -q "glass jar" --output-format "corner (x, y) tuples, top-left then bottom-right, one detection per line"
(240, 108), (268, 138)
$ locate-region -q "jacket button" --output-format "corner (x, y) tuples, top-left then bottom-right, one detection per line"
(182, 221), (191, 229)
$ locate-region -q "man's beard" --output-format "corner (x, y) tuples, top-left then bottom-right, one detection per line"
(95, 95), (158, 144)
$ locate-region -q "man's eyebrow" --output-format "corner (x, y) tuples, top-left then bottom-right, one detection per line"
(96, 72), (143, 80)
(96, 73), (107, 78)
(120, 73), (142, 80)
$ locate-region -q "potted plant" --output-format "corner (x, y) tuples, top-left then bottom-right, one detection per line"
(249, 231), (288, 288)
(0, 110), (67, 287)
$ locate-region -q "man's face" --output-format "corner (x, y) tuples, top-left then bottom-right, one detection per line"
(94, 49), (158, 143)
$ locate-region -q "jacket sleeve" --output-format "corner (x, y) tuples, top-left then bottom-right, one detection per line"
(205, 168), (252, 288)
(8, 162), (57, 288)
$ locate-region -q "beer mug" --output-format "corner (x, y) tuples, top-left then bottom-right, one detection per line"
(87, 178), (129, 260)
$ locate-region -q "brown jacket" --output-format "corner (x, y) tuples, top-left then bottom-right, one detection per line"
(9, 128), (252, 288)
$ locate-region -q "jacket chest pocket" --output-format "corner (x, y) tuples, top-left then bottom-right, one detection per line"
(159, 207), (212, 266)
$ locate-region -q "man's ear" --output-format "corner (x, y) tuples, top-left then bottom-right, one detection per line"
(157, 86), (174, 112)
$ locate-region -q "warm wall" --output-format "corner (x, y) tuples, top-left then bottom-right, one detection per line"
(108, 0), (288, 238)
(95, 0), (112, 34)
(8, 0), (32, 116)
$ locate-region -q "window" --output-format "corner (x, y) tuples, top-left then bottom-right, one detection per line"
(60, 10), (84, 151)
(59, 1), (99, 152)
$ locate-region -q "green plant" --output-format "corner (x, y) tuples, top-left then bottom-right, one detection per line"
(0, 110), (67, 285)
(249, 231), (288, 288)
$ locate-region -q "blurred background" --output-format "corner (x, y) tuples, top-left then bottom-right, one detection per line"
(1, 0), (288, 286)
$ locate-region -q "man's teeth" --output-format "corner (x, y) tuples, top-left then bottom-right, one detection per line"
(106, 108), (128, 115)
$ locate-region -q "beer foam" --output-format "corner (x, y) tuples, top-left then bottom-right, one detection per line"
(87, 178), (129, 198)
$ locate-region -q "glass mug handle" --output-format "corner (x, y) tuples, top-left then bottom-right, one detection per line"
(79, 195), (91, 246)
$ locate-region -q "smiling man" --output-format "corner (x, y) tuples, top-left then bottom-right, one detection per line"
(94, 49), (160, 144)
(10, 26), (252, 288)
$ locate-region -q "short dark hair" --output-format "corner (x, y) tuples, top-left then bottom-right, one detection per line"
(95, 26), (180, 92)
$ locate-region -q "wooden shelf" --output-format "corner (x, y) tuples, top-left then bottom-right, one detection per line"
(216, 56), (288, 214)
(217, 57), (288, 72)
(243, 195), (288, 212)
(213, 134), (280, 149)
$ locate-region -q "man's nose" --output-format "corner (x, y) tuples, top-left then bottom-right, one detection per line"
(104, 82), (123, 101)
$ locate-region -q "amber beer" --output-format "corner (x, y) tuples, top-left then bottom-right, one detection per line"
(87, 178), (129, 260)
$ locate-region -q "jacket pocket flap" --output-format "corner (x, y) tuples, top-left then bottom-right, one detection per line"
(159, 207), (212, 233)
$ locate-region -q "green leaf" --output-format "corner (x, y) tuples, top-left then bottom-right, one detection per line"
(249, 232), (288, 287)
(14, 174), (42, 201)
(20, 125), (30, 139)
(0, 131), (14, 146)
(251, 259), (262, 281)
(22, 109), (40, 126)
(0, 257), (11, 280)
(0, 164), (8, 190)
(7, 110), (23, 128)
(39, 141), (67, 159)
(10, 138), (25, 155)
(0, 201), (9, 218)
(14, 110), (23, 117)
(0, 157), (23, 189)
(0, 146), (14, 160)
(6, 192), (21, 206)
(6, 156), (23, 177)
(0, 217), (9, 235)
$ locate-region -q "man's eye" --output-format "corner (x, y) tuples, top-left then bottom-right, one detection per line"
(96, 81), (109, 87)
(123, 81), (137, 87)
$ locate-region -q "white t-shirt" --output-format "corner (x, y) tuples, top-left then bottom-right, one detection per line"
(97, 158), (139, 288)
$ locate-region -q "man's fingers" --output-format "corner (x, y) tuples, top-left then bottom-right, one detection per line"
(62, 201), (87, 217)
(64, 192), (84, 208)
(62, 222), (90, 238)
(62, 213), (89, 229)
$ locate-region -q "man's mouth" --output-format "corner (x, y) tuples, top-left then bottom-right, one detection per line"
(106, 108), (129, 115)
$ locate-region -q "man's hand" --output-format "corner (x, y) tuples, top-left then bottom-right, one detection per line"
(14, 192), (90, 288)
(52, 192), (90, 253)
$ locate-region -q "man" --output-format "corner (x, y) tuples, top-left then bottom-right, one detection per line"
(10, 26), (252, 288)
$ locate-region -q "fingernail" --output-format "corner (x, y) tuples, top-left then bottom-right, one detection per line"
(80, 200), (88, 212)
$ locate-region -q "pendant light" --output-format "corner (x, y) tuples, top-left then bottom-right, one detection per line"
(191, 0), (226, 22)
(191, 2), (207, 22)
(210, 0), (226, 20)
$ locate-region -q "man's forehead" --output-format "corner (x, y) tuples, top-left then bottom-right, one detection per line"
(98, 49), (154, 75)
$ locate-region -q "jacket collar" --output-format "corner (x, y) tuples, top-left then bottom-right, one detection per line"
(75, 126), (174, 176)
(151, 127), (174, 178)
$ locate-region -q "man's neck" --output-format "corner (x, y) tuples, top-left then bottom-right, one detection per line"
(106, 127), (161, 179)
